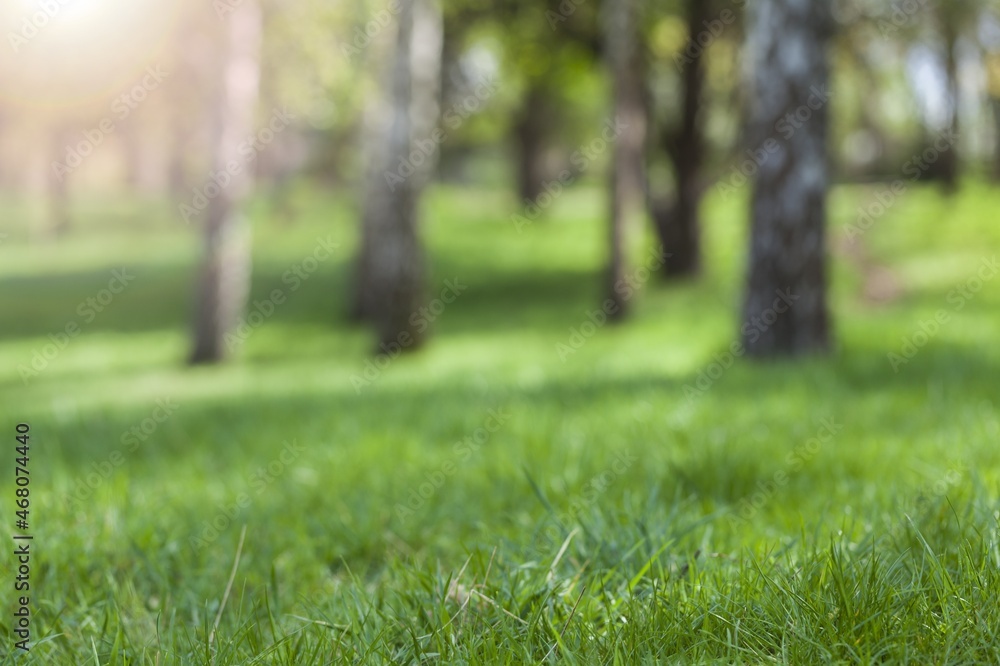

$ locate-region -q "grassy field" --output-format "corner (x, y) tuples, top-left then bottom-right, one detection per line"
(0, 179), (999, 664)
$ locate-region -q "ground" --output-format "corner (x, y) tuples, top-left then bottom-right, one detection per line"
(0, 179), (998, 664)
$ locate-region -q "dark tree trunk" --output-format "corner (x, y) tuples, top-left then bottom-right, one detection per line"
(654, 0), (709, 279)
(437, 21), (467, 183)
(741, 0), (832, 357)
(603, 0), (646, 321)
(939, 21), (959, 193)
(352, 0), (441, 350)
(350, 216), (376, 322)
(189, 0), (262, 364)
(513, 83), (550, 204)
(993, 97), (1000, 182)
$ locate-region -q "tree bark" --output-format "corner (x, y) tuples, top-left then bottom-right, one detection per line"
(513, 83), (550, 204)
(993, 97), (1000, 182)
(741, 0), (832, 357)
(987, 49), (1000, 181)
(604, 0), (646, 321)
(189, 0), (262, 364)
(938, 19), (960, 193)
(654, 0), (709, 279)
(352, 0), (442, 350)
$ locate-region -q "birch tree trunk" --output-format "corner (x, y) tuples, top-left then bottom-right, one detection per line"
(604, 0), (646, 321)
(189, 0), (262, 364)
(741, 0), (832, 357)
(353, 0), (442, 350)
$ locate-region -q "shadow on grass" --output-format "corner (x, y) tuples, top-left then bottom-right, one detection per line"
(36, 338), (999, 466)
(0, 257), (650, 343)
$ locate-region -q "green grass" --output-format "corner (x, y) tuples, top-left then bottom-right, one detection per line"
(0, 178), (999, 664)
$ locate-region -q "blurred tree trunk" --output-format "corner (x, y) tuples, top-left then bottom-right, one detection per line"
(993, 97), (1000, 182)
(988, 51), (1000, 182)
(189, 0), (262, 364)
(654, 0), (709, 279)
(512, 83), (550, 203)
(120, 117), (142, 191)
(741, 0), (832, 357)
(168, 103), (190, 198)
(168, 16), (205, 200)
(938, 16), (960, 193)
(49, 126), (71, 236)
(352, 0), (442, 350)
(603, 0), (646, 321)
(0, 111), (8, 193)
(436, 21), (467, 184)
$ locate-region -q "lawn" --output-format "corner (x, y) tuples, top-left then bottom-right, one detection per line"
(0, 179), (999, 664)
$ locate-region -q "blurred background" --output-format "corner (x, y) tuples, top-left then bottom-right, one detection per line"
(1, 0), (997, 239)
(1, 0), (1000, 662)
